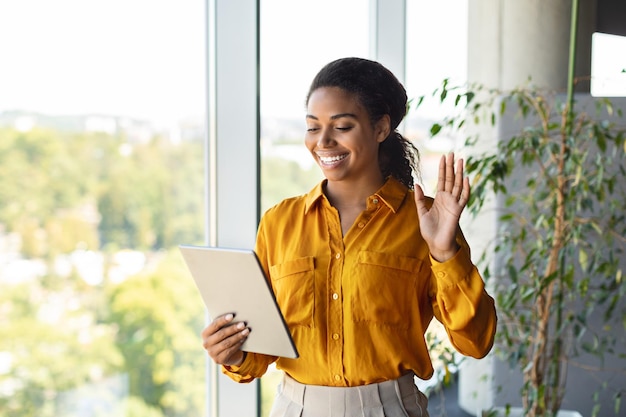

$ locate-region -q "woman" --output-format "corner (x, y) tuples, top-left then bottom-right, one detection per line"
(202, 57), (497, 417)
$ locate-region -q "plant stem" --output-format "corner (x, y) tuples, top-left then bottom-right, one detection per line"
(547, 1), (580, 415)
(566, 0), (579, 137)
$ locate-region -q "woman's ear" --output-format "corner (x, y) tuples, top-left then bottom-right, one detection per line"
(375, 115), (391, 143)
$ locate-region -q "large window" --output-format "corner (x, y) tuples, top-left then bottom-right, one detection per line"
(0, 1), (207, 416)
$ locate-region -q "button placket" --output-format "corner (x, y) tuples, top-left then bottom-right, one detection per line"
(328, 238), (344, 385)
(325, 203), (345, 385)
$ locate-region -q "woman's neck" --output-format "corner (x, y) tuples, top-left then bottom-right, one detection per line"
(324, 176), (385, 210)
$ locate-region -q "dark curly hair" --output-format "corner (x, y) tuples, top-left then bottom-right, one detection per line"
(306, 57), (420, 189)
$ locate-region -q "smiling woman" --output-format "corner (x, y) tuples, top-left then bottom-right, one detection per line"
(256, 3), (477, 415)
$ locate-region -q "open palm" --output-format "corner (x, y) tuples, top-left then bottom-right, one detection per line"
(414, 153), (470, 262)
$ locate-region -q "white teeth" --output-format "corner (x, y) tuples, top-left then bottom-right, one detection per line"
(319, 154), (347, 163)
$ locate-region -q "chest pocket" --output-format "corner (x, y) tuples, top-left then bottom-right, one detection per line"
(351, 251), (422, 328)
(270, 256), (315, 328)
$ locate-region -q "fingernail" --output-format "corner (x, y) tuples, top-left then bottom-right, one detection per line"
(241, 328), (250, 336)
(236, 322), (245, 329)
(225, 314), (233, 321)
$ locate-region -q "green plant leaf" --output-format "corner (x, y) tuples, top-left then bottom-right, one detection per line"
(595, 125), (607, 152)
(500, 213), (514, 221)
(430, 124), (442, 136)
(579, 248), (589, 271)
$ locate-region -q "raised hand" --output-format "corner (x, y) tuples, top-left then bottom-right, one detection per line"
(414, 152), (470, 262)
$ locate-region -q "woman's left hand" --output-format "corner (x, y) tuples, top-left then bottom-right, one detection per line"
(414, 152), (470, 262)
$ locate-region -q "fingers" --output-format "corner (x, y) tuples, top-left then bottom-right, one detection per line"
(450, 157), (464, 200)
(438, 152), (469, 204)
(437, 154), (446, 193)
(459, 176), (470, 206)
(413, 183), (428, 217)
(202, 313), (250, 366)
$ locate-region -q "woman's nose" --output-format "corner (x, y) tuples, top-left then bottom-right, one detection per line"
(317, 128), (334, 148)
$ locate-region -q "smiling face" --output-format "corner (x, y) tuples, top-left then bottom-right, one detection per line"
(305, 86), (390, 186)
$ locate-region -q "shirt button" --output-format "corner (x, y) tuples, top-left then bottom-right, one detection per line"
(357, 222), (365, 228)
(332, 333), (339, 340)
(335, 253), (341, 259)
(437, 271), (446, 278)
(332, 293), (339, 300)
(372, 198), (379, 204)
(334, 374), (341, 381)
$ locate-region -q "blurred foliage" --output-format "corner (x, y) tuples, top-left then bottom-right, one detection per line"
(0, 128), (205, 256)
(0, 129), (207, 416)
(0, 249), (206, 416)
(261, 156), (321, 212)
(105, 250), (206, 416)
(0, 265), (124, 416)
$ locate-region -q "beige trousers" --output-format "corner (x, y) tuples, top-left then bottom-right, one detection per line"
(269, 372), (430, 417)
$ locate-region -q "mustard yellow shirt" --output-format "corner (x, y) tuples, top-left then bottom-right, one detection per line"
(223, 177), (496, 386)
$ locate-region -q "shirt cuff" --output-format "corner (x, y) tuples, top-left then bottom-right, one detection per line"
(222, 353), (255, 382)
(429, 246), (474, 288)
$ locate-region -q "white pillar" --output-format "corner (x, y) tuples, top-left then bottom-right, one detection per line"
(467, 0), (595, 91)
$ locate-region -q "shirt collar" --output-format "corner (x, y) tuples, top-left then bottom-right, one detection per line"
(373, 177), (409, 213)
(304, 177), (409, 214)
(304, 181), (326, 214)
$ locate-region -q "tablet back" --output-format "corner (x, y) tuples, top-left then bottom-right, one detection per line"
(179, 245), (298, 359)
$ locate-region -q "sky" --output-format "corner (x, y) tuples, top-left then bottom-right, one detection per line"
(0, 0), (205, 126)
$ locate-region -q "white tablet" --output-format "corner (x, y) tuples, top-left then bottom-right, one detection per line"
(179, 245), (299, 359)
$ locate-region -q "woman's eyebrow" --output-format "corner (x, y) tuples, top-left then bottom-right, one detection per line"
(305, 113), (357, 120)
(331, 113), (357, 120)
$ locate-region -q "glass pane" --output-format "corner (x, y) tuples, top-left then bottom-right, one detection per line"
(405, 0), (469, 395)
(405, 0), (468, 193)
(259, 1), (368, 415)
(591, 32), (626, 97)
(260, 0), (369, 213)
(0, 1), (207, 416)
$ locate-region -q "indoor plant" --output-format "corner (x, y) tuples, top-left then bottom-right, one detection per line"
(417, 3), (626, 416)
